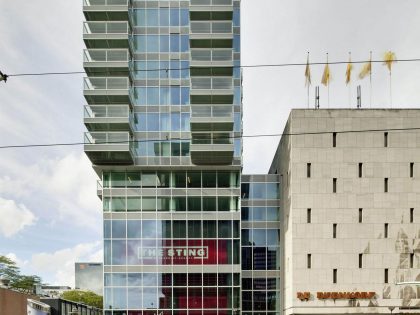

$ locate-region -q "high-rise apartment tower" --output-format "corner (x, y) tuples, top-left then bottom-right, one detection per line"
(83, 0), (243, 314)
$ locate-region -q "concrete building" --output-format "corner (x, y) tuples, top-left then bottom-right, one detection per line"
(0, 287), (39, 315)
(270, 109), (420, 315)
(82, 0), (243, 314)
(41, 298), (101, 315)
(75, 262), (103, 295)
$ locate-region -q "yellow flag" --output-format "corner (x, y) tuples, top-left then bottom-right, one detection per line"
(305, 54), (311, 87)
(321, 63), (330, 86)
(358, 54), (372, 79)
(383, 51), (396, 73)
(345, 54), (353, 85)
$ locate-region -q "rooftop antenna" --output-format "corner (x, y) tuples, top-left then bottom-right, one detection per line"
(357, 85), (362, 108)
(315, 86), (320, 109)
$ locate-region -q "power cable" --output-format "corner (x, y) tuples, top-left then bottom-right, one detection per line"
(5, 57), (420, 77)
(1, 126), (419, 149)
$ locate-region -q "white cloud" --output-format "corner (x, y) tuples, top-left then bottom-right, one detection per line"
(0, 198), (36, 237)
(32, 242), (102, 287)
(5, 253), (28, 268)
(0, 152), (101, 229)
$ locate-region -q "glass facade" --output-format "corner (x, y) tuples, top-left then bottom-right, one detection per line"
(83, 0), (247, 314)
(240, 177), (281, 315)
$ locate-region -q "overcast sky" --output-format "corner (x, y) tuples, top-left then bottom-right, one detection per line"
(0, 0), (420, 286)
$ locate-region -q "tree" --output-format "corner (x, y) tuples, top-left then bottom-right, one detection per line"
(0, 255), (42, 293)
(61, 290), (103, 309)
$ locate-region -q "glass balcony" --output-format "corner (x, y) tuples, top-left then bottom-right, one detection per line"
(84, 105), (130, 118)
(84, 132), (135, 165)
(192, 132), (233, 145)
(83, 49), (129, 63)
(84, 105), (134, 131)
(190, 0), (232, 5)
(97, 180), (103, 199)
(191, 77), (233, 90)
(83, 0), (128, 5)
(85, 131), (132, 144)
(190, 132), (234, 165)
(190, 21), (232, 34)
(190, 105), (234, 132)
(191, 105), (233, 118)
(83, 21), (129, 35)
(83, 77), (129, 90)
(191, 49), (233, 65)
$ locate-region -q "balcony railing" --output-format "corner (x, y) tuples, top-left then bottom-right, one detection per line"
(191, 49), (233, 62)
(192, 133), (233, 145)
(83, 21), (129, 35)
(84, 105), (131, 118)
(191, 105), (233, 118)
(83, 49), (129, 63)
(83, 0), (128, 5)
(84, 77), (129, 90)
(190, 0), (232, 5)
(191, 77), (233, 90)
(190, 21), (232, 34)
(84, 132), (131, 145)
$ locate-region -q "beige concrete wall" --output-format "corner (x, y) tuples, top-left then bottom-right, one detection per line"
(271, 109), (420, 315)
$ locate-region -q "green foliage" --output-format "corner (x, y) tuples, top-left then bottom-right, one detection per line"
(0, 255), (42, 293)
(61, 290), (103, 309)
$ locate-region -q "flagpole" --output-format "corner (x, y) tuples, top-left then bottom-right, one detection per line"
(348, 52), (351, 107)
(389, 69), (392, 108)
(369, 51), (372, 108)
(307, 83), (310, 109)
(327, 53), (330, 108)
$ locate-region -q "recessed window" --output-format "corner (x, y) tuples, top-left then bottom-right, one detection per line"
(359, 163), (363, 178)
(384, 269), (388, 283)
(333, 178), (337, 193)
(410, 208), (414, 223)
(307, 208), (312, 223)
(307, 254), (312, 269)
(359, 253), (363, 268)
(307, 163), (311, 178)
(384, 132), (388, 147)
(333, 223), (337, 238)
(410, 253), (414, 268)
(359, 208), (363, 223)
(333, 132), (337, 147)
(333, 269), (337, 283)
(410, 163), (414, 178)
(384, 178), (388, 193)
(384, 223), (388, 238)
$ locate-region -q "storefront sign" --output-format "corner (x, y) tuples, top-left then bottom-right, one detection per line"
(297, 291), (376, 301)
(317, 291), (376, 299)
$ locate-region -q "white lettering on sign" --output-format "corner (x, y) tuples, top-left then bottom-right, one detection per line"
(138, 246), (208, 259)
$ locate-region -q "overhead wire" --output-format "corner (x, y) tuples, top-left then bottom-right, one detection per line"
(6, 57), (420, 77)
(1, 127), (420, 150)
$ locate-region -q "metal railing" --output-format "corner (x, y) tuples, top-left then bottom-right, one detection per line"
(83, 21), (129, 34)
(191, 77), (233, 90)
(83, 49), (129, 62)
(84, 132), (131, 145)
(190, 21), (232, 34)
(191, 105), (233, 118)
(97, 180), (103, 191)
(84, 105), (131, 118)
(83, 0), (128, 5)
(191, 132), (233, 145)
(190, 0), (232, 5)
(84, 77), (129, 90)
(191, 49), (233, 62)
